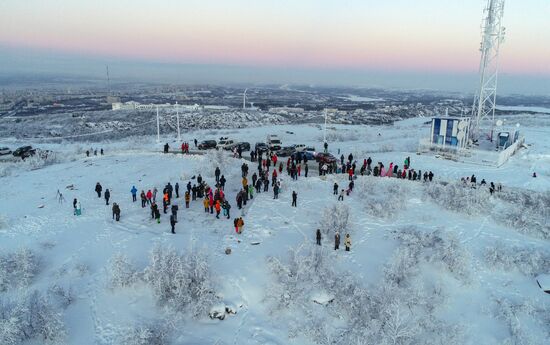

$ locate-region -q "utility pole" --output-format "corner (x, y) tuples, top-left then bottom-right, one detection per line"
(323, 108), (328, 144)
(243, 88), (248, 110)
(176, 101), (181, 141)
(156, 106), (160, 143)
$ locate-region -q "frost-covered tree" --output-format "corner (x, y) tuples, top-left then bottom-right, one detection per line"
(319, 203), (351, 236)
(0, 291), (66, 345)
(108, 253), (138, 288)
(0, 248), (39, 292)
(144, 245), (217, 318)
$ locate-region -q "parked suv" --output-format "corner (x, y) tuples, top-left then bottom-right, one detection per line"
(198, 140), (217, 150)
(13, 145), (36, 158)
(267, 135), (282, 151)
(217, 137), (235, 150)
(255, 142), (269, 153)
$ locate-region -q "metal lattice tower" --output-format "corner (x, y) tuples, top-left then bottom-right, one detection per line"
(470, 0), (506, 143)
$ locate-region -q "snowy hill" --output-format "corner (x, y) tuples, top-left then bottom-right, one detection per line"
(0, 116), (549, 345)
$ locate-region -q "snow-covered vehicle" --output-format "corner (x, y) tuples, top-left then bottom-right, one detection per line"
(277, 146), (296, 157)
(0, 147), (12, 155)
(267, 135), (282, 151)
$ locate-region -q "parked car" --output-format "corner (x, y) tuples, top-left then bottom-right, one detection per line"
(235, 142), (250, 151)
(0, 147), (12, 156)
(292, 151), (315, 161)
(267, 135), (282, 151)
(218, 138), (235, 150)
(305, 146), (316, 152)
(198, 140), (217, 150)
(315, 152), (337, 164)
(277, 146), (296, 157)
(12, 146), (36, 158)
(255, 142), (269, 153)
(294, 144), (307, 152)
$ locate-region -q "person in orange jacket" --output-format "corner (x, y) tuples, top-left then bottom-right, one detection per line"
(236, 217), (244, 234)
(185, 191), (190, 208)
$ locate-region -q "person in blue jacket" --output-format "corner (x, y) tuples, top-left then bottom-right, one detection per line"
(130, 186), (138, 202)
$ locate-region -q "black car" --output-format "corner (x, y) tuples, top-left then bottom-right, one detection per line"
(236, 142), (251, 151)
(13, 146), (36, 158)
(198, 140), (217, 150)
(277, 146), (296, 157)
(255, 142), (268, 153)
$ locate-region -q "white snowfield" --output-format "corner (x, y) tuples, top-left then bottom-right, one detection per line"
(0, 115), (549, 345)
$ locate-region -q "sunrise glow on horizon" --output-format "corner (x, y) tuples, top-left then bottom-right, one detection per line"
(0, 0), (549, 76)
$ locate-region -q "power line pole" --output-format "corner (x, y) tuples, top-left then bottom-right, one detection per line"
(176, 101), (181, 141)
(156, 106), (160, 143)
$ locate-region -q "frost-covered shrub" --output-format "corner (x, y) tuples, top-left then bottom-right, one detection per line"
(484, 244), (550, 276)
(357, 177), (411, 219)
(0, 291), (67, 345)
(491, 298), (549, 345)
(265, 245), (462, 345)
(391, 227), (471, 283)
(318, 203), (351, 236)
(108, 253), (138, 288)
(423, 182), (491, 215)
(119, 322), (170, 345)
(144, 245), (217, 318)
(0, 248), (40, 292)
(47, 284), (76, 309)
(24, 152), (65, 170)
(492, 189), (550, 240)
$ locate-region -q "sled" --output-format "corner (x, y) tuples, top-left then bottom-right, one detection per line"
(250, 241), (261, 246)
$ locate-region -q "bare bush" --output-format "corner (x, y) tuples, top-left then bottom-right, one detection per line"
(202, 149), (231, 178)
(47, 284), (76, 309)
(491, 297), (549, 345)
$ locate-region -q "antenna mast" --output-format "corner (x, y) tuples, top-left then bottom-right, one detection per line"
(106, 65), (111, 95)
(243, 88), (248, 109)
(470, 0), (505, 144)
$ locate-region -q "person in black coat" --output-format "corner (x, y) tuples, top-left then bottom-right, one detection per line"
(170, 214), (176, 234)
(95, 182), (102, 198)
(171, 204), (179, 221)
(175, 183), (180, 198)
(292, 191), (297, 207)
(334, 232), (340, 250)
(316, 229), (322, 245)
(333, 183), (338, 195)
(104, 189), (110, 205)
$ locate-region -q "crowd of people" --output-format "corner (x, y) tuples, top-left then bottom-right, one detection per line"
(72, 140), (452, 252)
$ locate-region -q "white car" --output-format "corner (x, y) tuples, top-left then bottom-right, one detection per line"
(294, 144), (306, 152)
(0, 147), (12, 156)
(217, 139), (235, 150)
(267, 135), (282, 151)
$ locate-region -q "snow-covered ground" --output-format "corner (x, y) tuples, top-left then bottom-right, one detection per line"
(0, 115), (549, 345)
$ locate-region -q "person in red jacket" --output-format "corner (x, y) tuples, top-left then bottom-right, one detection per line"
(348, 168), (353, 181)
(146, 189), (153, 204)
(181, 143), (185, 153)
(272, 154), (278, 165)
